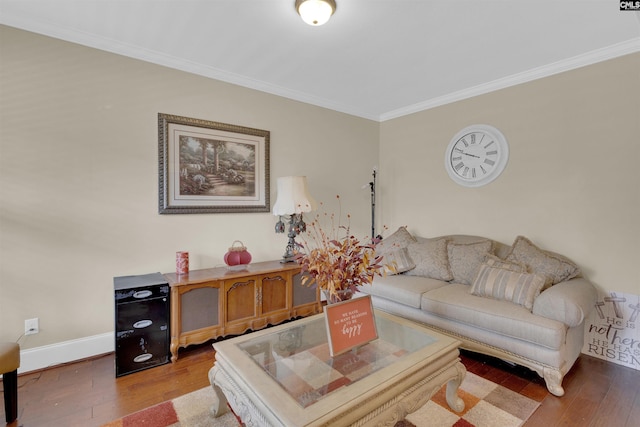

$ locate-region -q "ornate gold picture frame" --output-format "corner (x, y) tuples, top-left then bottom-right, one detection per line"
(158, 113), (270, 214)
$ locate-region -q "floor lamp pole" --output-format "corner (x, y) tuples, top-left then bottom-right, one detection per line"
(369, 168), (377, 243)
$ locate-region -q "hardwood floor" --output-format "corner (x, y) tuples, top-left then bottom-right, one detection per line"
(2, 342), (639, 426)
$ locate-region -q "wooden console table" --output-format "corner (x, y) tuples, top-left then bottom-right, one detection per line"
(164, 261), (320, 362)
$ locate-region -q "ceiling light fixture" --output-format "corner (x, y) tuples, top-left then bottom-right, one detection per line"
(295, 0), (336, 26)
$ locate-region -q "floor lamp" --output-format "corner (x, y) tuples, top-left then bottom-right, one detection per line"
(368, 167), (381, 242)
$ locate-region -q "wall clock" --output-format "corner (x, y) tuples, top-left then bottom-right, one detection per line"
(444, 124), (509, 187)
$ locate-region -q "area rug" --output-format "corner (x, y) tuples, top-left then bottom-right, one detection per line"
(100, 387), (239, 427)
(102, 372), (540, 427)
(401, 372), (540, 427)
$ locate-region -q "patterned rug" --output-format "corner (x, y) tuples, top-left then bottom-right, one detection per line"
(100, 387), (239, 427)
(102, 372), (540, 427)
(401, 372), (540, 427)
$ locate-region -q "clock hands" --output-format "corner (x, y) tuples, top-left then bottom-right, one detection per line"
(461, 151), (480, 159)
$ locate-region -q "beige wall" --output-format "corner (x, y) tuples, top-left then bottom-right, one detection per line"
(2, 24), (638, 354)
(0, 26), (379, 348)
(379, 52), (640, 295)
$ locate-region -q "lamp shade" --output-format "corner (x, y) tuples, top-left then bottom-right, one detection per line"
(272, 176), (317, 215)
(295, 0), (336, 26)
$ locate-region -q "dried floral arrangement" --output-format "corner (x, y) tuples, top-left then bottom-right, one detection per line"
(294, 196), (391, 303)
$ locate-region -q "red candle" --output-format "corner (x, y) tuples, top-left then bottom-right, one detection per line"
(176, 251), (189, 275)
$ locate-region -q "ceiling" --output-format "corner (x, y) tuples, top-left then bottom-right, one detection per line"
(1, 1), (639, 121)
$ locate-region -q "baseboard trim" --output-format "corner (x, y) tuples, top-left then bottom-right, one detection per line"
(18, 332), (114, 374)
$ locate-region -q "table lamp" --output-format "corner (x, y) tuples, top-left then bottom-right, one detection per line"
(273, 176), (317, 263)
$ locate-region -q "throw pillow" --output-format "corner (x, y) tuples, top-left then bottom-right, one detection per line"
(505, 236), (580, 288)
(470, 262), (546, 310)
(405, 238), (453, 281)
(447, 240), (493, 285)
(376, 226), (416, 254)
(381, 247), (416, 275)
(376, 226), (417, 274)
(484, 254), (528, 272)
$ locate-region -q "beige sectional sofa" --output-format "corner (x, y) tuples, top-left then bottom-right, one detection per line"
(357, 227), (597, 396)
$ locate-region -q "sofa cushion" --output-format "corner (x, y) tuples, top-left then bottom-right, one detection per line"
(405, 238), (453, 281)
(447, 239), (493, 285)
(421, 284), (566, 350)
(470, 262), (546, 310)
(506, 236), (580, 288)
(361, 274), (448, 309)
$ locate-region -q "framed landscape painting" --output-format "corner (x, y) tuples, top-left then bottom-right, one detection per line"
(158, 113), (270, 214)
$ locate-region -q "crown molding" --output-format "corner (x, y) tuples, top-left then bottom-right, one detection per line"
(379, 38), (640, 122)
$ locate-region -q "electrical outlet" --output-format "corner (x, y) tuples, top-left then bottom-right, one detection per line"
(25, 318), (39, 335)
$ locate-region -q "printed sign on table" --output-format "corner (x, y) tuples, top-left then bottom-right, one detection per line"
(583, 290), (640, 371)
(324, 295), (378, 356)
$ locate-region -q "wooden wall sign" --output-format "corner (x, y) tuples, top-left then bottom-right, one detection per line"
(324, 295), (378, 356)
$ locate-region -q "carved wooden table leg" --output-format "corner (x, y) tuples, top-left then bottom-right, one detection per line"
(445, 362), (466, 412)
(170, 339), (179, 363)
(208, 365), (230, 417)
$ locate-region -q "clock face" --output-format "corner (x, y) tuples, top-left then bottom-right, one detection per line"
(445, 125), (509, 187)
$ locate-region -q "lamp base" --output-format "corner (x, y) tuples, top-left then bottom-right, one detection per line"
(277, 213), (305, 264)
(280, 239), (297, 263)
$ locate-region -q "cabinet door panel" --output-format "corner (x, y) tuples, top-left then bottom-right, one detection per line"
(261, 274), (287, 314)
(181, 286), (220, 332)
(226, 279), (257, 322)
(292, 272), (317, 306)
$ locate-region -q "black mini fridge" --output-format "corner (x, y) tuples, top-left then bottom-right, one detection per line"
(114, 272), (170, 377)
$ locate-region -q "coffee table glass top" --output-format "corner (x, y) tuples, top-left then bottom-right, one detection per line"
(237, 312), (438, 408)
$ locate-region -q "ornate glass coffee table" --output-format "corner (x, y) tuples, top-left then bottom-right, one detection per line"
(208, 310), (465, 426)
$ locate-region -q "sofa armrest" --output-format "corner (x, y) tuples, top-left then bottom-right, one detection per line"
(532, 277), (597, 327)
